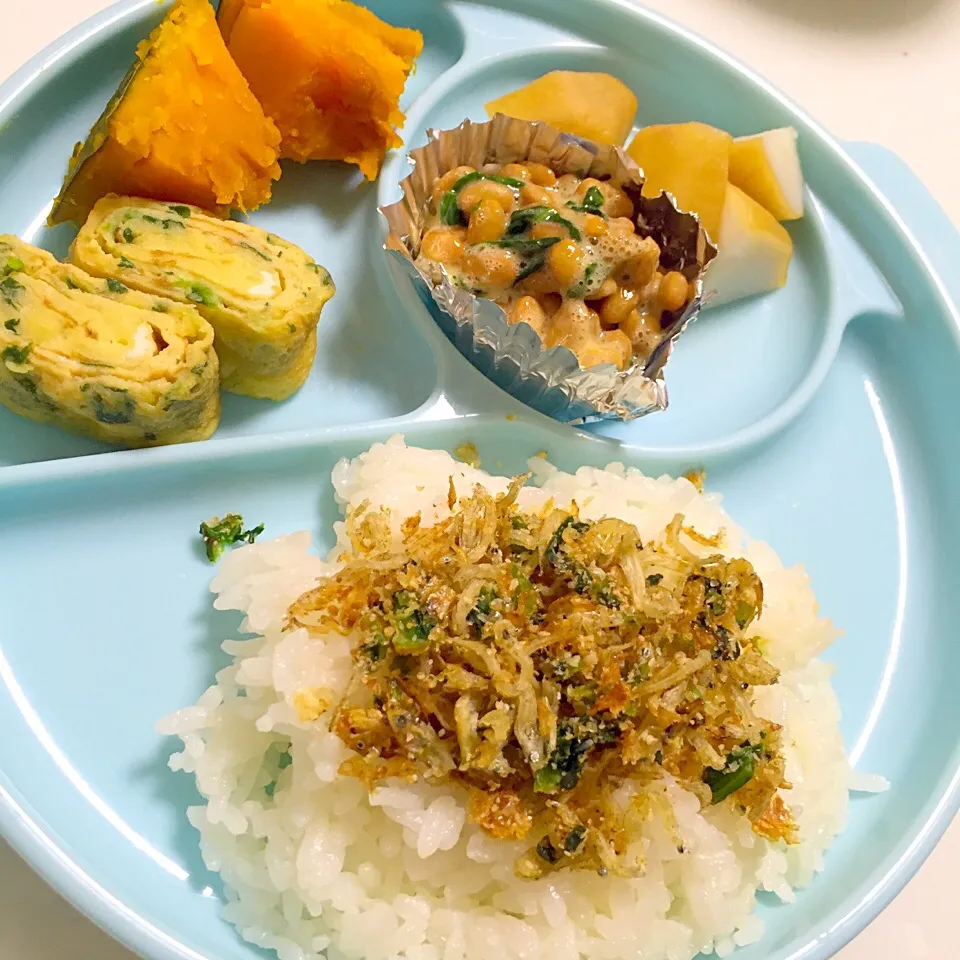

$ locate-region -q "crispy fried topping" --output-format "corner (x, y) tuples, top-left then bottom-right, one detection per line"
(287, 478), (795, 877)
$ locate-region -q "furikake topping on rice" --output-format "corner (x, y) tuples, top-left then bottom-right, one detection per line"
(287, 477), (797, 879)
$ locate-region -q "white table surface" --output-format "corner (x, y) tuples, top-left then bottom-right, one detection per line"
(1, 1), (958, 958)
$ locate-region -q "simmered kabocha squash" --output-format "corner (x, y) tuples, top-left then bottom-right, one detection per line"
(49, 0), (281, 226)
(71, 196), (336, 401)
(218, 0), (422, 180)
(0, 236), (219, 446)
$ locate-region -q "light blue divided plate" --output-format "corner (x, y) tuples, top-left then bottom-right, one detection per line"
(0, 2), (958, 960)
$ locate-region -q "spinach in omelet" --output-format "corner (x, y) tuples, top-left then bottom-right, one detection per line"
(71, 197), (336, 401)
(0, 235), (220, 447)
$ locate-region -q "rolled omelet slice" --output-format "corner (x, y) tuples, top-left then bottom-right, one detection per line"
(0, 236), (219, 447)
(70, 196), (336, 400)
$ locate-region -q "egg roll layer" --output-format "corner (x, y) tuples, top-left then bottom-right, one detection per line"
(71, 196), (336, 400)
(0, 236), (219, 447)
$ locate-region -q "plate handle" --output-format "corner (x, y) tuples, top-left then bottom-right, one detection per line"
(843, 142), (960, 314)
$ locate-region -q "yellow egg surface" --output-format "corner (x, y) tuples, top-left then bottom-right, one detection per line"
(0, 235), (219, 446)
(71, 196), (335, 400)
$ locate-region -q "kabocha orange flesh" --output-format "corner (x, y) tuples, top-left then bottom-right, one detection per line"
(217, 0), (246, 40)
(49, 0), (282, 226)
(220, 0), (422, 180)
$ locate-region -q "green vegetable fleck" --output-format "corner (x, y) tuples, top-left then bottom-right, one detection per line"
(735, 600), (755, 629)
(91, 389), (135, 424)
(567, 261), (598, 298)
(437, 171), (525, 227)
(179, 281), (219, 307)
(143, 214), (185, 230)
(169, 204), (192, 218)
(122, 227), (136, 244)
(361, 631), (389, 663)
(533, 767), (562, 794)
(481, 235), (560, 283)
(589, 577), (620, 609)
(2, 343), (31, 364)
(545, 515), (589, 572)
(453, 171), (525, 192)
(466, 585), (499, 633)
(704, 742), (763, 803)
(566, 186), (606, 216)
(564, 825), (587, 853)
(106, 278), (128, 294)
(199, 514), (266, 563)
(506, 205), (581, 241)
(4, 318), (18, 331)
(549, 653), (581, 680)
(239, 241), (271, 262)
(438, 190), (461, 226)
(535, 716), (620, 794)
(4, 256), (24, 274)
(568, 682), (598, 706)
(118, 256), (136, 270)
(486, 236), (560, 257)
(0, 275), (23, 306)
(64, 276), (80, 290)
(389, 590), (437, 653)
(14, 373), (38, 396)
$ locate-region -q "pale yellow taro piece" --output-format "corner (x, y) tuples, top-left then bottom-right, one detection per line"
(71, 196), (336, 400)
(0, 236), (219, 447)
(729, 127), (804, 221)
(626, 122), (732, 241)
(485, 71), (638, 145)
(701, 184), (793, 307)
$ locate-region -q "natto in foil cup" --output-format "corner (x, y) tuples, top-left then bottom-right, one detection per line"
(380, 114), (717, 424)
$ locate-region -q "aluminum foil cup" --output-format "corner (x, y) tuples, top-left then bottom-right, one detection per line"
(380, 114), (717, 423)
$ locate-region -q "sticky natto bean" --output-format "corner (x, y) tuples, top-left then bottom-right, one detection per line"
(433, 165), (475, 203)
(526, 163), (557, 187)
(658, 270), (691, 312)
(420, 226), (466, 264)
(459, 179), (516, 214)
(598, 285), (640, 327)
(467, 198), (508, 245)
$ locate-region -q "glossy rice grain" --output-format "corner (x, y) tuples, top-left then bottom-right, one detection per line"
(0, 236), (219, 446)
(71, 196), (336, 400)
(159, 438), (850, 960)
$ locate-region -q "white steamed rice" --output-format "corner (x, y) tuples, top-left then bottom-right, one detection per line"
(159, 436), (854, 960)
